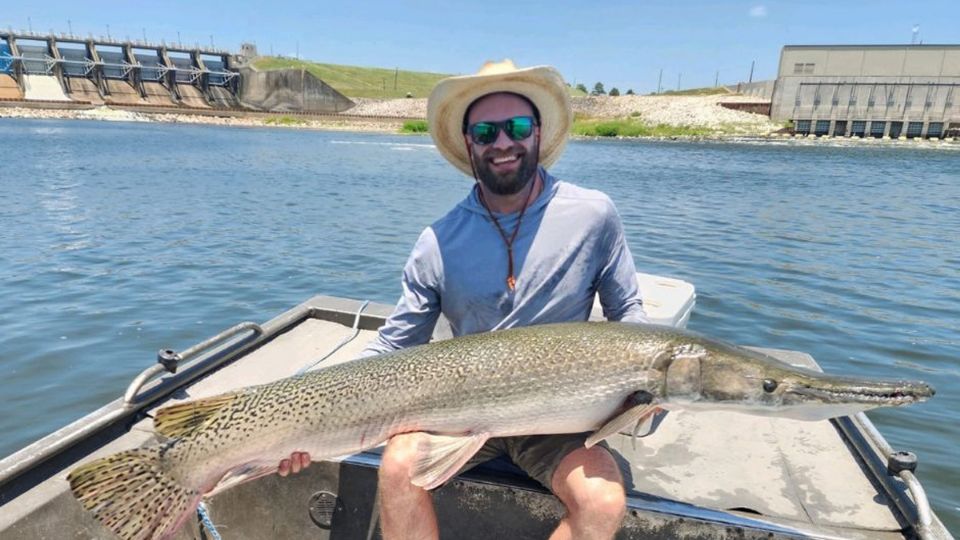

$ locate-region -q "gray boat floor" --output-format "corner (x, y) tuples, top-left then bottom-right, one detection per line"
(2, 315), (906, 539)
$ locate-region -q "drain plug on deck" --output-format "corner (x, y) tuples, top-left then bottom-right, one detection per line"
(308, 490), (342, 529)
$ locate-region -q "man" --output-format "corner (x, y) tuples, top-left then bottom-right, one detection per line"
(281, 60), (647, 539)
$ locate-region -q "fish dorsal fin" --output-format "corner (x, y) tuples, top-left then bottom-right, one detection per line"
(154, 393), (240, 439)
(409, 432), (490, 491)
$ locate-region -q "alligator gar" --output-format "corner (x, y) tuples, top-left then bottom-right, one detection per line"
(68, 321), (934, 540)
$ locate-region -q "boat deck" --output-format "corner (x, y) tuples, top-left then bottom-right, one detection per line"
(0, 293), (939, 539)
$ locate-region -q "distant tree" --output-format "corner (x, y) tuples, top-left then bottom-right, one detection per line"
(609, 87), (620, 96)
(625, 89), (635, 95)
(592, 82), (606, 95)
(575, 83), (588, 94)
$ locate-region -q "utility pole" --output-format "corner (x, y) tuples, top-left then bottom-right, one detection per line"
(106, 24), (111, 40)
(677, 73), (682, 91)
(394, 67), (398, 91)
(657, 68), (662, 94)
(177, 31), (182, 46)
(143, 28), (147, 42)
(715, 70), (719, 87)
(68, 19), (73, 36)
(28, 17), (33, 33)
(296, 41), (299, 60)
(748, 60), (755, 84)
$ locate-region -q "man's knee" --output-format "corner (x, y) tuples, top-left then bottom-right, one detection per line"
(379, 434), (421, 487)
(552, 446), (626, 520)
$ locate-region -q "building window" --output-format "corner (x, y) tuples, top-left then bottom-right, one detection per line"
(870, 121), (886, 138)
(886, 91), (896, 107)
(794, 63), (804, 74)
(889, 121), (904, 138)
(927, 122), (944, 137)
(833, 120), (848, 136)
(795, 120), (811, 134)
(803, 63), (815, 74)
(815, 120), (831, 135)
(906, 122), (924, 138)
(851, 121), (867, 137)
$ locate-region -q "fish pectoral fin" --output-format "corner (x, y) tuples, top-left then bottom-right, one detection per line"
(409, 432), (490, 491)
(626, 407), (668, 437)
(208, 462), (279, 497)
(154, 392), (241, 439)
(586, 404), (661, 449)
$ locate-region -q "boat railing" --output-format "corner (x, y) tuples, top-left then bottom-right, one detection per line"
(123, 321), (264, 405)
(835, 412), (944, 539)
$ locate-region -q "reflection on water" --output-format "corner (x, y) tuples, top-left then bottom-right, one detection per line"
(0, 119), (957, 532)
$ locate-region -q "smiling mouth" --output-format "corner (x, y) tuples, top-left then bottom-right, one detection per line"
(491, 154), (521, 166)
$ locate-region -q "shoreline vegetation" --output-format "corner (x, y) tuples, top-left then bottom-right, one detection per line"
(2, 96), (957, 147)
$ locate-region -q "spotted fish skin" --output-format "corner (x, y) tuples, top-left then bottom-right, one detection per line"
(67, 321), (934, 540)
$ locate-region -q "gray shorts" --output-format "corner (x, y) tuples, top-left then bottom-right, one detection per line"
(457, 432), (616, 492)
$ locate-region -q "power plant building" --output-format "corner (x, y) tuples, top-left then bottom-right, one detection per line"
(770, 45), (960, 138)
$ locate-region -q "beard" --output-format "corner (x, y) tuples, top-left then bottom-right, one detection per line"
(472, 139), (540, 196)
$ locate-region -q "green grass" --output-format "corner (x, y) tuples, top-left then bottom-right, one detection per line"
(264, 115), (307, 126)
(572, 118), (716, 138)
(253, 56), (587, 99)
(396, 116), (722, 138)
(401, 120), (428, 133)
(653, 86), (730, 96)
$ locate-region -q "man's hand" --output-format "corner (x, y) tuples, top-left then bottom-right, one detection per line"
(278, 451), (311, 477)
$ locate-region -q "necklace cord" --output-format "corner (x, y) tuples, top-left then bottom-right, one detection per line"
(464, 135), (538, 291)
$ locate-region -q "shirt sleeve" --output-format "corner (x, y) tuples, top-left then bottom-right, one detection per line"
(596, 201), (649, 323)
(360, 228), (442, 357)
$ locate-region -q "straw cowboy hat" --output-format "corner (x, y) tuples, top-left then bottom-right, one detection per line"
(427, 59), (573, 177)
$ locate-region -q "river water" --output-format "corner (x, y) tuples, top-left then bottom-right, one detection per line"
(0, 118), (957, 532)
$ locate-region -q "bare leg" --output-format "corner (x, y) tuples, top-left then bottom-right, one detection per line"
(379, 433), (439, 540)
(548, 446), (626, 540)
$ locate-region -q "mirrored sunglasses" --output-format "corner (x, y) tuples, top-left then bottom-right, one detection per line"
(468, 116), (537, 145)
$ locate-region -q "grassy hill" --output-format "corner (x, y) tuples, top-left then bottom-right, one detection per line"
(252, 57), (588, 99)
(252, 57), (450, 99)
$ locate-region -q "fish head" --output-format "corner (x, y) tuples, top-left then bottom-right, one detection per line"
(657, 335), (935, 420)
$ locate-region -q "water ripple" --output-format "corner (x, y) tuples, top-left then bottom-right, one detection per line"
(0, 120), (957, 531)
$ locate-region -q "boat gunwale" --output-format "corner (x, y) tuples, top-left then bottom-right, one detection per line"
(0, 294), (951, 539)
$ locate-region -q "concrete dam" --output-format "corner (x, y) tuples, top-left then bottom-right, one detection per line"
(0, 31), (354, 114)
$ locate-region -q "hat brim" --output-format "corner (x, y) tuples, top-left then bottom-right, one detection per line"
(427, 65), (572, 177)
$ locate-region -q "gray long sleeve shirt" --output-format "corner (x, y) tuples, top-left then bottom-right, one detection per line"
(362, 168), (646, 356)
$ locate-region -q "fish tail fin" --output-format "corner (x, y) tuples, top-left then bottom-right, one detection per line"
(68, 447), (201, 540)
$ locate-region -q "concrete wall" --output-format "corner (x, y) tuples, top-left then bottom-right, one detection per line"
(771, 45), (960, 136)
(238, 68), (354, 113)
(727, 80), (776, 99)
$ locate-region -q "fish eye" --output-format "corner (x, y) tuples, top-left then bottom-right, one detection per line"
(763, 379), (779, 393)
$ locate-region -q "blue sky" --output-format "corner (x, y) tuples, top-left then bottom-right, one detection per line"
(5, 1), (957, 93)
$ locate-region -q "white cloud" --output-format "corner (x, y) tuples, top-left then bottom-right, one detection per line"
(749, 5), (768, 17)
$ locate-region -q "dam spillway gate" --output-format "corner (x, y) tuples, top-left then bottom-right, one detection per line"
(0, 30), (353, 114)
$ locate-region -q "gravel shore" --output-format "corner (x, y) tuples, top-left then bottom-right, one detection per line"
(0, 105), (402, 132)
(350, 94), (782, 133)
